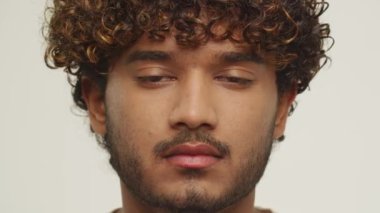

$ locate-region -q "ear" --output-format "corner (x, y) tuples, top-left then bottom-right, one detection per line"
(81, 77), (106, 135)
(273, 88), (297, 141)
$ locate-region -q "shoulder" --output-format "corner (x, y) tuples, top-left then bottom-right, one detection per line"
(111, 208), (120, 213)
(112, 207), (273, 213)
(255, 207), (273, 213)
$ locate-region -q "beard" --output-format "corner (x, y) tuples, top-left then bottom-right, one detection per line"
(104, 115), (275, 213)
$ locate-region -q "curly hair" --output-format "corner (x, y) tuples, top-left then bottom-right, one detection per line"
(44, 0), (332, 112)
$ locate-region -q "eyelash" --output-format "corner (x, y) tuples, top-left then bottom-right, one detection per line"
(136, 75), (253, 87)
(215, 76), (254, 86)
(136, 76), (176, 85)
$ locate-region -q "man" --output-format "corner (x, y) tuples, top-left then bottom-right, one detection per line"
(44, 0), (331, 212)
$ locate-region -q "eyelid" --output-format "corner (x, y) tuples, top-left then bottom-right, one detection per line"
(215, 75), (253, 83)
(221, 66), (256, 76)
(214, 68), (256, 87)
(134, 75), (177, 89)
(218, 67), (256, 79)
(132, 65), (175, 77)
(135, 65), (170, 72)
(136, 75), (176, 82)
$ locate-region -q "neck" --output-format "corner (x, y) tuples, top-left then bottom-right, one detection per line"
(119, 180), (257, 213)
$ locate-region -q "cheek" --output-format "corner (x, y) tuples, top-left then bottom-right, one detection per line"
(222, 105), (276, 149)
(105, 78), (172, 151)
(214, 85), (278, 150)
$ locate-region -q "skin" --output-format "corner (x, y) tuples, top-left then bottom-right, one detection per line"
(82, 34), (295, 213)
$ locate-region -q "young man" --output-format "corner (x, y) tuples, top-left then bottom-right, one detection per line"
(44, 0), (331, 212)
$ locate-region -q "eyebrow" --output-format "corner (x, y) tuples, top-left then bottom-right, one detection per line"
(219, 52), (265, 64)
(125, 50), (171, 63)
(125, 50), (264, 65)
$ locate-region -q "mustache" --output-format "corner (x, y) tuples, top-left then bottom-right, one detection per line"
(153, 129), (231, 157)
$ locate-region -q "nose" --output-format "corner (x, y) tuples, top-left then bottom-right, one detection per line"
(168, 71), (218, 131)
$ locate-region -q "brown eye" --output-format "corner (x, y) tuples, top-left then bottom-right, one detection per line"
(135, 76), (177, 88)
(137, 76), (163, 83)
(215, 76), (254, 86)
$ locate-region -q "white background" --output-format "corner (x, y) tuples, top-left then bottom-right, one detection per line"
(1, 0), (379, 212)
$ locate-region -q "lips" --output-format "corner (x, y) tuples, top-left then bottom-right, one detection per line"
(161, 143), (224, 169)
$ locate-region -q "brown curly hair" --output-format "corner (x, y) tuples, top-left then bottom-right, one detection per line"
(44, 0), (332, 112)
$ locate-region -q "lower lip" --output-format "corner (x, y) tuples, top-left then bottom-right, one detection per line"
(166, 155), (220, 169)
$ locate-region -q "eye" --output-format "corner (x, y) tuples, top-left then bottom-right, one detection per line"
(135, 75), (177, 87)
(215, 76), (254, 87)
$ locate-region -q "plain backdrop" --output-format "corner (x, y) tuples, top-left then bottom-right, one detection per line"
(1, 0), (379, 212)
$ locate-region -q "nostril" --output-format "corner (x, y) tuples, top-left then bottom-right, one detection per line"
(171, 121), (215, 132)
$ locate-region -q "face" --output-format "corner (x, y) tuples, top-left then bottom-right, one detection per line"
(84, 35), (294, 212)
